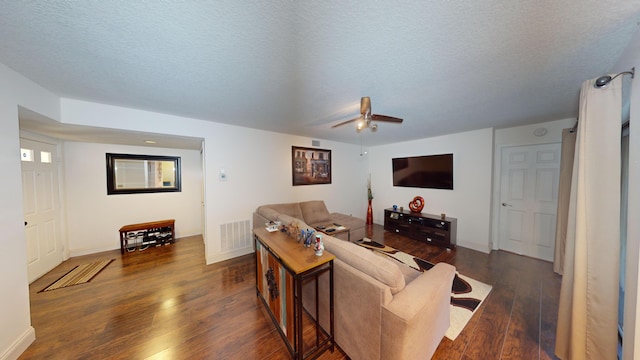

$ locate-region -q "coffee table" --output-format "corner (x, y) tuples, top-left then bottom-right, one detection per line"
(315, 223), (350, 242)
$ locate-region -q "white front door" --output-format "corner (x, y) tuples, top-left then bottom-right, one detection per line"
(498, 143), (561, 261)
(20, 138), (63, 283)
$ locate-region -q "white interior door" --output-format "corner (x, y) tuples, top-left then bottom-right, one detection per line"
(498, 143), (561, 261)
(21, 138), (63, 283)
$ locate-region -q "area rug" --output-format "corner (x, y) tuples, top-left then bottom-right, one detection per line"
(39, 259), (114, 292)
(359, 240), (492, 340)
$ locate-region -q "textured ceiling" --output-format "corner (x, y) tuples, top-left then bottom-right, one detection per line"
(3, 1), (640, 147)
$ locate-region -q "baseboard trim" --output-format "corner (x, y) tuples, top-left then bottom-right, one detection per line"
(457, 240), (491, 254)
(69, 245), (119, 257)
(1, 326), (35, 360)
(206, 247), (253, 265)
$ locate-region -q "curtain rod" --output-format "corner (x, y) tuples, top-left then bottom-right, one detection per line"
(570, 119), (578, 133)
(594, 67), (635, 88)
(569, 69), (634, 132)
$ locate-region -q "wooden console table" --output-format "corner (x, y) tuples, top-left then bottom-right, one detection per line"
(119, 219), (175, 254)
(254, 227), (335, 359)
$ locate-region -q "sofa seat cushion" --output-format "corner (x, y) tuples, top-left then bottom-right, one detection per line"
(323, 235), (406, 294)
(299, 200), (332, 225)
(330, 212), (365, 230)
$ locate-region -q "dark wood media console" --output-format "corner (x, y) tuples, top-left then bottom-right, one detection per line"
(383, 208), (457, 249)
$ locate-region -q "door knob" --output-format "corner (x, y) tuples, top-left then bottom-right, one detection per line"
(502, 203), (512, 207)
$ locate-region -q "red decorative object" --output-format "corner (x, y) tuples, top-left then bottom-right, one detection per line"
(409, 196), (424, 213)
(366, 199), (373, 225)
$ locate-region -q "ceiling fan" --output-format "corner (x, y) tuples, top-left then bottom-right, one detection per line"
(331, 97), (403, 132)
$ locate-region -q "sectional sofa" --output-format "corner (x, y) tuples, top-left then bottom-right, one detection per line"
(252, 201), (456, 359)
(253, 200), (365, 242)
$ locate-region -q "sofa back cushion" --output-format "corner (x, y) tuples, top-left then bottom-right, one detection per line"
(256, 206), (280, 222)
(323, 235), (406, 294)
(258, 203), (304, 221)
(299, 200), (332, 225)
(276, 214), (311, 229)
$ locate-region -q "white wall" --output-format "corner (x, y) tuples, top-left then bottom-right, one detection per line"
(493, 118), (576, 146)
(490, 118), (576, 249)
(0, 64), (60, 359)
(63, 142), (203, 256)
(59, 99), (367, 264)
(368, 128), (494, 253)
(611, 27), (640, 360)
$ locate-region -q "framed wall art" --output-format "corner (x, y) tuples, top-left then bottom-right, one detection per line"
(292, 146), (332, 186)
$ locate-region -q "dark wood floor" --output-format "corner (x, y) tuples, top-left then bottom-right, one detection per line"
(20, 224), (561, 359)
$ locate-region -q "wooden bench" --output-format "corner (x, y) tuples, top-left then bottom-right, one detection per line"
(119, 219), (175, 254)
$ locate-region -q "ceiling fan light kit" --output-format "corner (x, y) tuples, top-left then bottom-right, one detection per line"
(332, 96), (403, 132)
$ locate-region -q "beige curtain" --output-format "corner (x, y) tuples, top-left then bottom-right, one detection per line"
(555, 77), (622, 359)
(553, 128), (576, 275)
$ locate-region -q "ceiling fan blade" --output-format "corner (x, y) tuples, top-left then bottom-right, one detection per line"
(331, 116), (361, 128)
(360, 97), (371, 115)
(371, 114), (403, 123)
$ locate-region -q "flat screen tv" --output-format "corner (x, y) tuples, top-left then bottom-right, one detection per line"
(392, 153), (454, 190)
